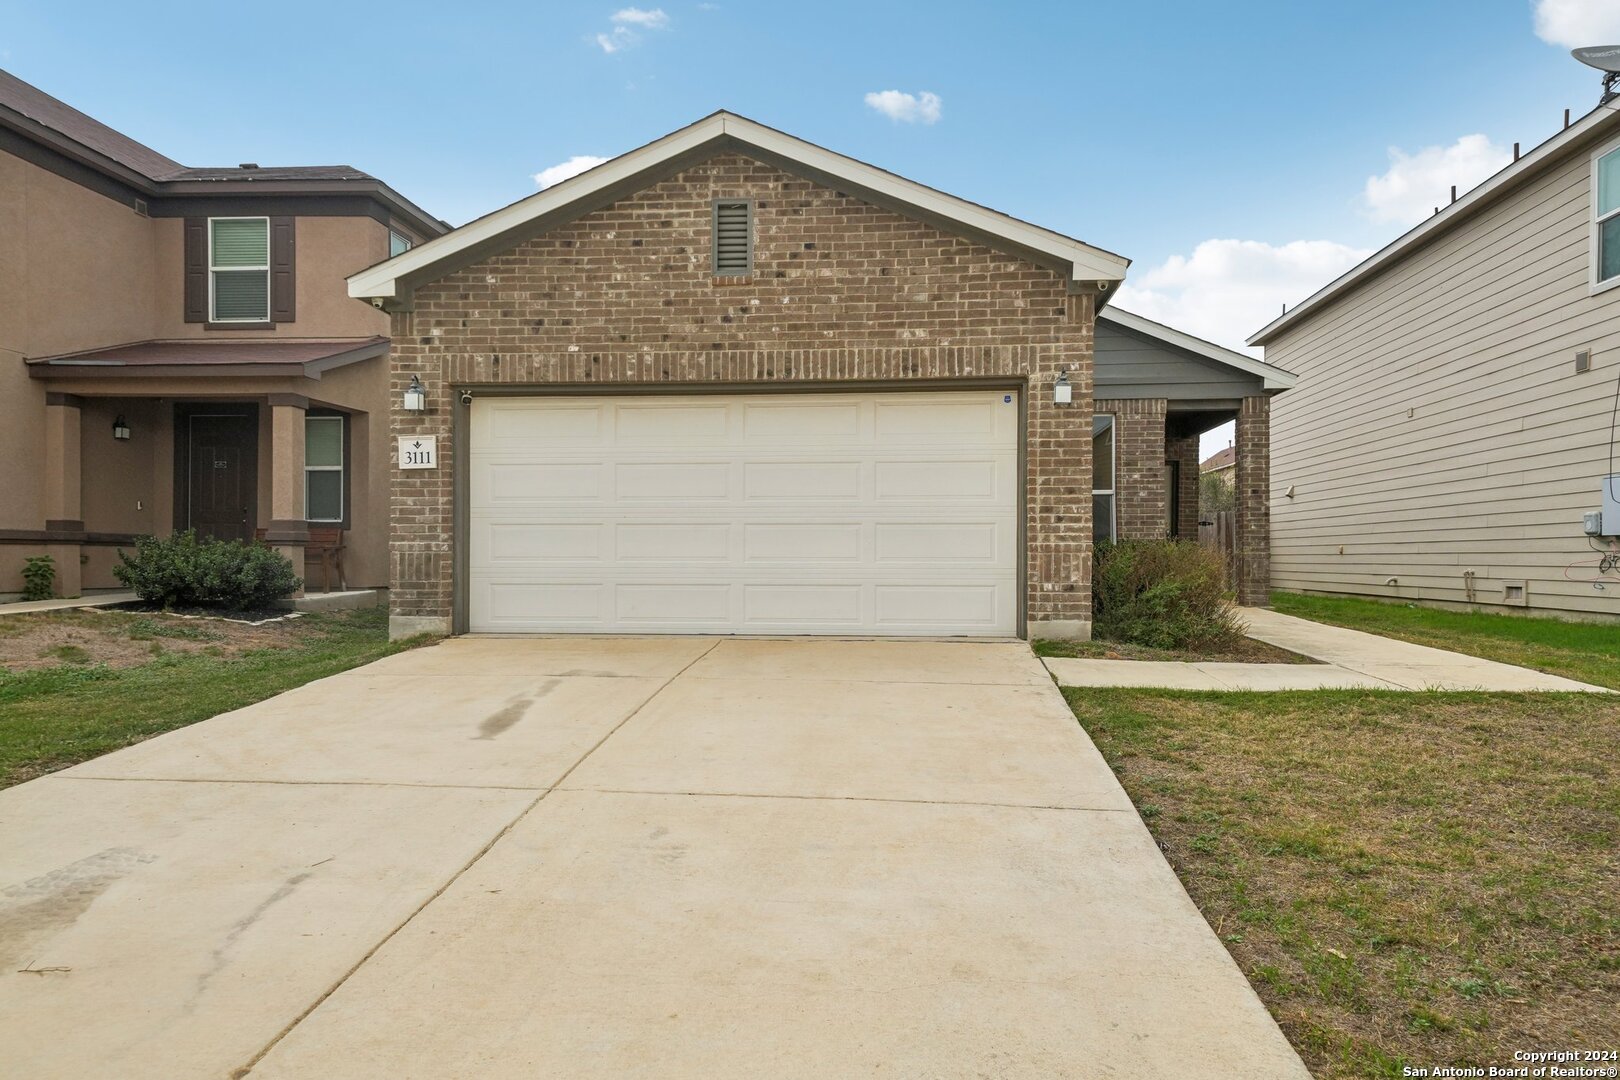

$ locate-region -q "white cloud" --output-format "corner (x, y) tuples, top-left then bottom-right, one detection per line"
(612, 7), (669, 28)
(1115, 237), (1372, 456)
(863, 90), (942, 125)
(1113, 238), (1372, 357)
(1533, 0), (1620, 48)
(1360, 134), (1512, 227)
(533, 155), (609, 188)
(593, 7), (670, 52)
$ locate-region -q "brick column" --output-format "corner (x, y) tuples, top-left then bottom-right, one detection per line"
(1234, 396), (1271, 606)
(1165, 432), (1202, 539)
(1024, 292), (1095, 641)
(1107, 398), (1170, 540)
(264, 396), (308, 597)
(43, 393), (83, 598)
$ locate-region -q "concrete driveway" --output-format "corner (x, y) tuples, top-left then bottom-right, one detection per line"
(0, 637), (1308, 1079)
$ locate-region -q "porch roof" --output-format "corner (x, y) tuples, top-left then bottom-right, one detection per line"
(25, 336), (389, 379)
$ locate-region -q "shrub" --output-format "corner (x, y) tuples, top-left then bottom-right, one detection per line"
(21, 554), (56, 601)
(114, 531), (300, 611)
(1092, 538), (1243, 650)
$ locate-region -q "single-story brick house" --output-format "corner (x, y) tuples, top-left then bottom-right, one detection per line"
(348, 112), (1294, 640)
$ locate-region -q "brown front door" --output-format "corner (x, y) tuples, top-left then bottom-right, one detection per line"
(182, 409), (258, 542)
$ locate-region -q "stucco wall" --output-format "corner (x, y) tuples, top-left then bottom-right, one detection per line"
(151, 215), (391, 340)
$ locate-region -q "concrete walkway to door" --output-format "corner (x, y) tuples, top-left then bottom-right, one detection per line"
(1045, 606), (1612, 692)
(0, 636), (1308, 1079)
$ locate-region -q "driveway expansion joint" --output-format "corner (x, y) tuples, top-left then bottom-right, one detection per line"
(554, 785), (1135, 813)
(230, 638), (723, 1077)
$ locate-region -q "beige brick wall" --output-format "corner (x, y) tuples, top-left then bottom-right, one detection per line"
(389, 153), (1098, 636)
(1165, 433), (1201, 540)
(1102, 398), (1169, 541)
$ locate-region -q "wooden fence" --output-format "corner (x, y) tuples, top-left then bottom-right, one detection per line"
(1199, 510), (1237, 589)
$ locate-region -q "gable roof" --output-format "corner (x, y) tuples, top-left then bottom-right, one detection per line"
(1249, 96), (1620, 347)
(347, 111), (1130, 307)
(1099, 307), (1297, 391)
(1201, 446), (1235, 472)
(0, 68), (448, 238)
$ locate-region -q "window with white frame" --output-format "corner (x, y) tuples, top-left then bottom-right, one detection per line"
(1093, 414), (1116, 543)
(304, 415), (344, 523)
(209, 217), (270, 322)
(1597, 146), (1620, 286)
(389, 229), (412, 258)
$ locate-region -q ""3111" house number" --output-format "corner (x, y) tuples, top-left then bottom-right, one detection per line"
(398, 436), (438, 470)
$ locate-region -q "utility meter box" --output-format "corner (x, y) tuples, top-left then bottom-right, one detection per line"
(1604, 475), (1620, 537)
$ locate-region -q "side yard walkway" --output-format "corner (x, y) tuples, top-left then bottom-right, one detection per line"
(1045, 607), (1611, 692)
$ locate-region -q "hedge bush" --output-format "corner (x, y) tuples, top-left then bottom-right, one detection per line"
(114, 531), (300, 611)
(1092, 539), (1242, 650)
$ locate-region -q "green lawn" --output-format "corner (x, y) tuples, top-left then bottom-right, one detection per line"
(0, 606), (425, 788)
(1068, 686), (1620, 1079)
(1273, 592), (1620, 689)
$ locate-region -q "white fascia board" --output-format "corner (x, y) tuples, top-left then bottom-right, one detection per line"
(1101, 306), (1297, 391)
(348, 115), (729, 299)
(348, 111), (1128, 300)
(716, 115), (1129, 284)
(1248, 99), (1620, 346)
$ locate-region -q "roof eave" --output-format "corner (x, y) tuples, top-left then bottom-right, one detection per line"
(348, 110), (1129, 303)
(1100, 307), (1297, 391)
(1249, 99), (1620, 347)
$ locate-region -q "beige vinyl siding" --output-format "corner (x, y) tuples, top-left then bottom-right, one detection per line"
(1265, 134), (1620, 619)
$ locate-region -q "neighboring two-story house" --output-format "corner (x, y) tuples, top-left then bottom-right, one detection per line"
(0, 69), (445, 599)
(1251, 98), (1620, 622)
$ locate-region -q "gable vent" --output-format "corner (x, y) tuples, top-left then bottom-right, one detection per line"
(713, 200), (751, 275)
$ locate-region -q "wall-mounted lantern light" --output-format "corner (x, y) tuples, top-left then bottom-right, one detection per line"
(1054, 370), (1072, 406)
(403, 374), (427, 413)
(112, 414), (131, 441)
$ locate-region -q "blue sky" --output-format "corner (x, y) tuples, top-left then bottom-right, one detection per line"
(4, 0), (1618, 448)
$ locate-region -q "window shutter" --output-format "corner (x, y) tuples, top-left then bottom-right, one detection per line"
(270, 216), (296, 324)
(713, 201), (751, 275)
(183, 218), (207, 323)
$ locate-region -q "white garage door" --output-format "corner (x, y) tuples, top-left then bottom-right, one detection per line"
(467, 390), (1020, 635)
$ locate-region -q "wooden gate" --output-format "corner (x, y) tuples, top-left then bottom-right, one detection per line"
(1199, 510), (1237, 589)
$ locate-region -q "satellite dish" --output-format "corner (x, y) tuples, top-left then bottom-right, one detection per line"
(1573, 46), (1620, 73)
(1573, 46), (1620, 103)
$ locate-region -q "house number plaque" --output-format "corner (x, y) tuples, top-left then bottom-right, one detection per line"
(398, 435), (438, 470)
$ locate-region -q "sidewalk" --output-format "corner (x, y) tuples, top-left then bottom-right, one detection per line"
(0, 590), (136, 616)
(1044, 607), (1611, 693)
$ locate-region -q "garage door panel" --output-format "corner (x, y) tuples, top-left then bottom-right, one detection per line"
(615, 403), (730, 441)
(482, 462), (603, 502)
(743, 523), (863, 562)
(469, 392), (1019, 636)
(743, 461), (863, 501)
(616, 462), (730, 501)
(616, 584), (732, 624)
(478, 402), (603, 446)
(482, 523), (605, 563)
(742, 402), (861, 440)
(616, 523), (731, 561)
(875, 523), (1002, 564)
(874, 460), (1003, 501)
(743, 585), (865, 626)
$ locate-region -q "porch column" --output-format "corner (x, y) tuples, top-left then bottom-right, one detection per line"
(1165, 431), (1202, 540)
(265, 395), (308, 597)
(43, 393), (83, 598)
(1234, 395), (1271, 606)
